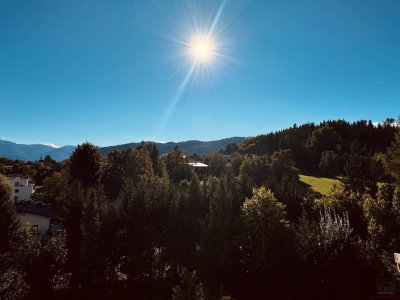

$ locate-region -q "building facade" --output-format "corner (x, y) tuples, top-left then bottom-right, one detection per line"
(8, 177), (35, 202)
(17, 203), (54, 233)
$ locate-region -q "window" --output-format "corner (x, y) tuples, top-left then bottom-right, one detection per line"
(14, 196), (18, 201)
(15, 189), (19, 193)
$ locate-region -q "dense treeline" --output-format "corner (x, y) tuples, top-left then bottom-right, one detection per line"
(238, 118), (398, 176)
(0, 155), (62, 185)
(1, 120), (400, 299)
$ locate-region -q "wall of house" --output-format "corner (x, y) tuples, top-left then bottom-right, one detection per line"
(9, 178), (29, 187)
(18, 213), (50, 233)
(8, 178), (34, 202)
(13, 185), (34, 201)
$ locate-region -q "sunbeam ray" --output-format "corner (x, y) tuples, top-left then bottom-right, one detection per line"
(207, 0), (228, 39)
(156, 0), (231, 137)
(157, 61), (198, 136)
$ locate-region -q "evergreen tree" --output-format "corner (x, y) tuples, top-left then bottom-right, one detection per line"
(199, 177), (233, 296)
(69, 142), (102, 188)
(204, 152), (227, 177)
(384, 130), (400, 189)
(165, 149), (194, 183)
(0, 175), (19, 254)
(239, 187), (296, 298)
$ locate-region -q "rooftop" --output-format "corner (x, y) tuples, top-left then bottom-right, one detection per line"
(188, 162), (208, 168)
(17, 203), (54, 218)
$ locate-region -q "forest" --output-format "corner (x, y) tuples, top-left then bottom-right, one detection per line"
(1, 118), (400, 299)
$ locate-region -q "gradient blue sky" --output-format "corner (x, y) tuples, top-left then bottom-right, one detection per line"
(1, 0), (399, 147)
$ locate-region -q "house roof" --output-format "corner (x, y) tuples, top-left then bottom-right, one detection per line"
(188, 162), (208, 168)
(20, 203), (54, 218)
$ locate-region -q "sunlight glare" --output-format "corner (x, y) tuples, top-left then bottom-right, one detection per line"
(188, 35), (216, 63)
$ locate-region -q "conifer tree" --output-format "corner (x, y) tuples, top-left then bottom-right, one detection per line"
(69, 142), (102, 188)
(0, 175), (19, 254)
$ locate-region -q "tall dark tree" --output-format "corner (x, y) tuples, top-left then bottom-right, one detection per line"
(319, 150), (340, 176)
(69, 142), (102, 188)
(102, 148), (153, 199)
(204, 152), (227, 177)
(0, 175), (19, 254)
(164, 149), (194, 183)
(226, 143), (239, 154)
(384, 130), (400, 189)
(239, 187), (296, 299)
(198, 176), (233, 296)
(136, 142), (160, 175)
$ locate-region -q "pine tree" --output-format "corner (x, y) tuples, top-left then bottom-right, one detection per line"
(69, 142), (102, 188)
(384, 130), (400, 189)
(0, 175), (20, 254)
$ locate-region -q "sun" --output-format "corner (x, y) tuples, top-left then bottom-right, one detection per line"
(188, 34), (217, 63)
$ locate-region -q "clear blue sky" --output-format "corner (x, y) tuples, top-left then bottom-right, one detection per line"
(0, 0), (399, 147)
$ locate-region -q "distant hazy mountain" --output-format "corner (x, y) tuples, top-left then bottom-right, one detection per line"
(99, 137), (247, 156)
(42, 146), (77, 161)
(0, 137), (247, 161)
(0, 140), (75, 162)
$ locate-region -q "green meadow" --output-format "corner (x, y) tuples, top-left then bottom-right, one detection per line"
(299, 174), (341, 196)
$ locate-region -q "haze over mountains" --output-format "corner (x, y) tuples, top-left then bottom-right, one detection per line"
(0, 137), (246, 161)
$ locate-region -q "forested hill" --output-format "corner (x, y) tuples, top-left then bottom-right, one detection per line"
(0, 140), (75, 161)
(0, 137), (247, 161)
(99, 137), (247, 156)
(239, 119), (398, 174)
(1, 118), (398, 164)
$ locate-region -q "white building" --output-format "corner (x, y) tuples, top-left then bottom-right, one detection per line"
(188, 162), (209, 168)
(8, 177), (35, 202)
(17, 203), (54, 233)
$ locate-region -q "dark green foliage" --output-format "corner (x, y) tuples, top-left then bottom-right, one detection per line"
(69, 142), (102, 188)
(198, 177), (233, 295)
(204, 152), (227, 177)
(164, 148), (194, 183)
(239, 187), (297, 298)
(119, 173), (172, 298)
(102, 147), (153, 199)
(342, 153), (383, 195)
(136, 142), (160, 175)
(0, 175), (19, 254)
(240, 119), (396, 175)
(319, 150), (340, 176)
(1, 119), (400, 299)
(239, 150), (309, 220)
(384, 130), (400, 189)
(1, 227), (69, 299)
(229, 152), (244, 177)
(225, 142), (239, 154)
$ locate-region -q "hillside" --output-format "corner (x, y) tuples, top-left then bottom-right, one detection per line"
(99, 137), (247, 156)
(299, 174), (341, 195)
(0, 140), (75, 162)
(0, 137), (247, 161)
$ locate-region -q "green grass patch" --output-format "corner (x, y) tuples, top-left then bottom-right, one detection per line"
(299, 174), (341, 196)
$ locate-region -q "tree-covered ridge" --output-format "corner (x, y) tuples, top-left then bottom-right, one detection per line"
(0, 137), (247, 161)
(239, 119), (398, 174)
(99, 137), (247, 157)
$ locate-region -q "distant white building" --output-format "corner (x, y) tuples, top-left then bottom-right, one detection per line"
(8, 177), (35, 202)
(188, 162), (209, 177)
(188, 162), (209, 168)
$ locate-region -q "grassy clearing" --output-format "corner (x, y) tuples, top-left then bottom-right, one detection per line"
(299, 174), (341, 196)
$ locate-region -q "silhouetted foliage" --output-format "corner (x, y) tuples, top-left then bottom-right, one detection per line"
(1, 119), (400, 299)
(69, 143), (102, 188)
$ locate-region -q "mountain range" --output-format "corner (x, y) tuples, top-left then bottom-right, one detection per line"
(0, 137), (247, 161)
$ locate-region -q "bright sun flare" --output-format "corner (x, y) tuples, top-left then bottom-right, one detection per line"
(188, 35), (216, 63)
